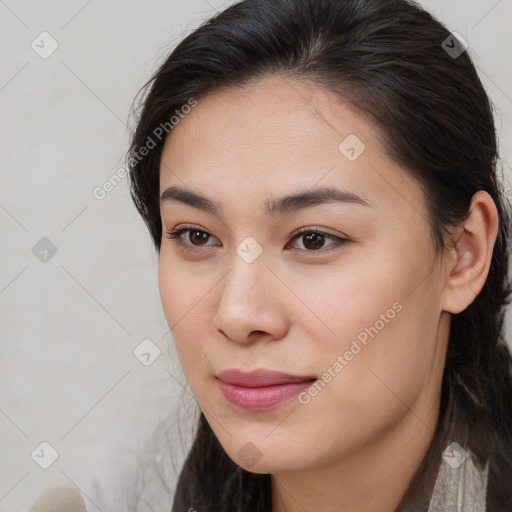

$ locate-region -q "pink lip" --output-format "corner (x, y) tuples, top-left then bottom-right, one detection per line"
(215, 369), (317, 412)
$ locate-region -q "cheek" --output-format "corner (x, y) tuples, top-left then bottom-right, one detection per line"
(158, 257), (212, 376)
(290, 303), (439, 464)
(158, 251), (217, 327)
(288, 244), (441, 399)
(276, 254), (407, 353)
(320, 296), (440, 430)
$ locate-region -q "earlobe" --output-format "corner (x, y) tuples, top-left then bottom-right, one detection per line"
(442, 191), (499, 314)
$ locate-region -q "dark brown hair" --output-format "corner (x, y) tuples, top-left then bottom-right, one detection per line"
(126, 0), (512, 509)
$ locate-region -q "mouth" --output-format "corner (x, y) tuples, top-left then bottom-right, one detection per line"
(215, 368), (317, 412)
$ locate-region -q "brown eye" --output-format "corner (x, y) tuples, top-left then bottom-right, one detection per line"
(188, 230), (210, 245)
(165, 227), (219, 250)
(302, 232), (325, 250)
(288, 227), (349, 253)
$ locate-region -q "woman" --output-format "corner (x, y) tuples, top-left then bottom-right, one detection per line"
(126, 0), (512, 510)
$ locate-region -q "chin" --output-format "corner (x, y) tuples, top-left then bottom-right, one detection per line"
(234, 456), (295, 475)
(220, 436), (311, 475)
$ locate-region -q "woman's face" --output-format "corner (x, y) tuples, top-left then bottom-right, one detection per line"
(158, 75), (451, 474)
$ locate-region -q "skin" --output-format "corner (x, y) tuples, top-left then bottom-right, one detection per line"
(157, 75), (498, 512)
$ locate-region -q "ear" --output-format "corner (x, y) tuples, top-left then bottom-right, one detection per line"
(442, 190), (499, 314)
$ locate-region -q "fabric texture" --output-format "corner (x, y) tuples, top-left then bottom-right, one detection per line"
(427, 442), (489, 512)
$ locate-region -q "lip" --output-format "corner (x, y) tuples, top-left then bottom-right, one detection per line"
(215, 369), (317, 412)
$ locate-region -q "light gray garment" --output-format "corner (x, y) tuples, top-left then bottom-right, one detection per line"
(428, 442), (488, 512)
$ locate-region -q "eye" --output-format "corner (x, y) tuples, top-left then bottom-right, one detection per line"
(164, 226), (349, 254)
(165, 226), (220, 252)
(287, 227), (348, 252)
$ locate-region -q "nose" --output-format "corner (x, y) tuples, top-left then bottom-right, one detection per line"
(212, 255), (289, 344)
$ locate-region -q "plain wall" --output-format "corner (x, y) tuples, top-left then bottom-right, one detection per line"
(1, 0), (511, 510)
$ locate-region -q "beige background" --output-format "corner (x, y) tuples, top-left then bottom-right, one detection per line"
(1, 0), (511, 510)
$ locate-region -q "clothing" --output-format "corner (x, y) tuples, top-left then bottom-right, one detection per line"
(427, 443), (489, 511)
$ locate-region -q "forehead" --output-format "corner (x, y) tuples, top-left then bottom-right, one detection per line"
(163, 76), (376, 165)
(159, 75), (429, 223)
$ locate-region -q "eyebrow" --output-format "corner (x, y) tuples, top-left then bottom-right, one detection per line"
(160, 185), (371, 216)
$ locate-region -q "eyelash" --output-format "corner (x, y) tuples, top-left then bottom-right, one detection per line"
(164, 226), (349, 255)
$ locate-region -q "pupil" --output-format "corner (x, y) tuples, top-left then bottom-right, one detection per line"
(304, 233), (323, 250)
(191, 231), (209, 245)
